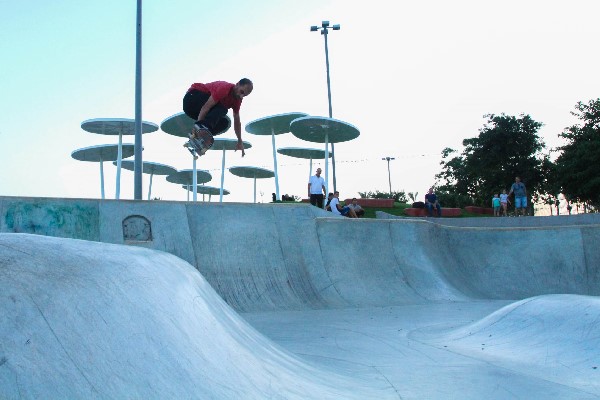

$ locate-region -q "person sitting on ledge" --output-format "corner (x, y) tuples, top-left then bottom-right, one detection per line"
(347, 198), (365, 217)
(330, 191), (358, 218)
(325, 192), (334, 211)
(424, 187), (442, 217)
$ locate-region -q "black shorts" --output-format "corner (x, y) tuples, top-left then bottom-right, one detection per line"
(183, 90), (229, 135)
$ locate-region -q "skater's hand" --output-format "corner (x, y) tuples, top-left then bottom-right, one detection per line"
(235, 140), (246, 157)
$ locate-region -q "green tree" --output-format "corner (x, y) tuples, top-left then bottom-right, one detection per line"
(553, 99), (600, 209)
(436, 113), (549, 206)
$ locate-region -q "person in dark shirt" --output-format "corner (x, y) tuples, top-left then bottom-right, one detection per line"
(508, 176), (527, 216)
(424, 187), (442, 217)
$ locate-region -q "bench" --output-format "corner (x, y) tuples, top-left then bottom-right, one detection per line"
(464, 206), (494, 215)
(404, 208), (462, 217)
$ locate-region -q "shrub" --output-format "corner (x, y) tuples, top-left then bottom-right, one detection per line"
(358, 190), (407, 203)
(435, 190), (473, 208)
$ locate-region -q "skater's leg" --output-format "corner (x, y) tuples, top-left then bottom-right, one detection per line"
(183, 90), (215, 136)
(183, 90), (228, 135)
(183, 90), (210, 120)
(202, 104), (228, 135)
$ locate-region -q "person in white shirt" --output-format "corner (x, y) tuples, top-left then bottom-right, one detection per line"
(499, 189), (511, 216)
(307, 168), (326, 208)
(329, 191), (358, 218)
(325, 193), (334, 211)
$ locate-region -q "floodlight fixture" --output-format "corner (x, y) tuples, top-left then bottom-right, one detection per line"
(309, 20), (341, 191)
(382, 157), (396, 196)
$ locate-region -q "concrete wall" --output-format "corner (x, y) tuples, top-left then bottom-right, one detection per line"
(2, 196), (599, 312)
(0, 197), (101, 241)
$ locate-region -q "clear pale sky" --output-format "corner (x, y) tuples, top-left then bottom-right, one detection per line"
(1, 0), (599, 203)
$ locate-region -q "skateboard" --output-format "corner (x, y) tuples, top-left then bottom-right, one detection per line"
(183, 124), (214, 159)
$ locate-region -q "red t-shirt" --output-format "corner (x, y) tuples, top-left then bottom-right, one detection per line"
(188, 81), (242, 113)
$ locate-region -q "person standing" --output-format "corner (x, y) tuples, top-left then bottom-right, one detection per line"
(492, 193), (501, 217)
(499, 189), (511, 216)
(308, 168), (326, 208)
(508, 177), (528, 216)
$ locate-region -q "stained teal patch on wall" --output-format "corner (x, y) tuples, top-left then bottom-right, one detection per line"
(3, 200), (100, 241)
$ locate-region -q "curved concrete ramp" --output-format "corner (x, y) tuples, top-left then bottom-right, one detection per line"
(0, 233), (395, 399)
(1, 197), (599, 311)
(194, 210), (600, 311)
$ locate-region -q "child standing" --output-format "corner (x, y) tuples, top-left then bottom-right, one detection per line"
(492, 193), (501, 216)
(499, 189), (510, 216)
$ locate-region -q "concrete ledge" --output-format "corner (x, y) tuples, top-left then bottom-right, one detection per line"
(376, 210), (600, 227)
(405, 207), (462, 217)
(344, 198), (394, 208)
(303, 198), (395, 208)
(465, 206), (494, 215)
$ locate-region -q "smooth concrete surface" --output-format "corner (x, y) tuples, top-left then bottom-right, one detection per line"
(245, 298), (600, 399)
(0, 234), (387, 399)
(1, 195), (600, 398)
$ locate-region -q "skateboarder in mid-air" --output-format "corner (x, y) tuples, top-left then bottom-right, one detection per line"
(183, 78), (253, 157)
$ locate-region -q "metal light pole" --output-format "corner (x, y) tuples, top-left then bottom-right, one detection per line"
(310, 21), (340, 192)
(134, 0), (143, 200)
(382, 157), (395, 196)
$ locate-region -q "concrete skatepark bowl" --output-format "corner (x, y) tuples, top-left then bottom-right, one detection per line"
(1, 196), (599, 399)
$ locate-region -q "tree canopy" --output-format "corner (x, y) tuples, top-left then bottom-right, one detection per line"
(436, 113), (549, 207)
(553, 99), (600, 208)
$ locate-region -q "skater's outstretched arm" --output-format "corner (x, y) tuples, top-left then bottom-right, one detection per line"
(233, 111), (245, 157)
